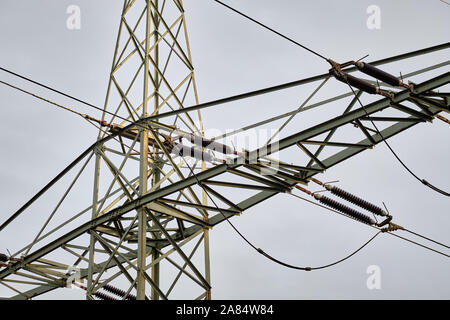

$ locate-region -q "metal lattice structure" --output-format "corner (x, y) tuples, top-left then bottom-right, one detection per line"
(0, 0), (449, 300)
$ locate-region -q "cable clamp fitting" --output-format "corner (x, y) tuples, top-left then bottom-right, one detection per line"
(381, 222), (404, 233)
(376, 215), (392, 228)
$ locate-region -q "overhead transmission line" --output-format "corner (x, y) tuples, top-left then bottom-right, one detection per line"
(183, 153), (450, 271)
(213, 0), (328, 61)
(213, 0), (449, 198)
(2, 76), (446, 267)
(0, 75), (386, 271)
(0, 2), (448, 272)
(0, 66), (141, 128)
(209, 0), (450, 265)
(181, 156), (385, 271)
(1, 68), (448, 273)
(289, 189), (450, 259)
(0, 79), (146, 162)
(345, 82), (450, 197)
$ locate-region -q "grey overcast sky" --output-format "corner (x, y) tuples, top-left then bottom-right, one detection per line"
(0, 0), (449, 299)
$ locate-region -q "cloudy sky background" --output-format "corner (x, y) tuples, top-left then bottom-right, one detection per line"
(0, 0), (449, 299)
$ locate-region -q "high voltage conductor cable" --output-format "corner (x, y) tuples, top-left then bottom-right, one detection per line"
(0, 78), (127, 140)
(2, 77), (445, 265)
(402, 228), (450, 250)
(212, 0), (450, 186)
(0, 80), (87, 119)
(213, 0), (328, 61)
(213, 0), (449, 197)
(387, 232), (450, 258)
(1, 41), (448, 128)
(344, 81), (450, 197)
(0, 79), (144, 157)
(259, 231), (381, 271)
(289, 191), (450, 258)
(0, 81), (153, 232)
(0, 66), (139, 128)
(0, 78), (216, 165)
(0, 78), (224, 165)
(1, 82), (447, 267)
(307, 179), (450, 250)
(180, 159), (381, 271)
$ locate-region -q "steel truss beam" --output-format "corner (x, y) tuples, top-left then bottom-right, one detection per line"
(0, 0), (448, 299)
(1, 67), (448, 299)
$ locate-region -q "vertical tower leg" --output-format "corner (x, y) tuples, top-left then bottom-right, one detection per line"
(136, 0), (152, 300)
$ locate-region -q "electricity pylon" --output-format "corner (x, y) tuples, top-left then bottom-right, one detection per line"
(2, 0), (212, 300)
(0, 1), (449, 300)
(86, 0), (210, 300)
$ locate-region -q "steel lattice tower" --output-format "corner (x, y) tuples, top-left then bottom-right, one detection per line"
(88, 0), (209, 300)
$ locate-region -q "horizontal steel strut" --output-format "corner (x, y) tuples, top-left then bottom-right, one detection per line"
(1, 70), (449, 299)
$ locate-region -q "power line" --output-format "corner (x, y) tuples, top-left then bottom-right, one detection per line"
(345, 81), (450, 197)
(0, 79), (86, 119)
(212, 0), (449, 198)
(259, 231), (381, 271)
(0, 73), (172, 162)
(181, 158), (384, 271)
(0, 66), (135, 128)
(213, 0), (328, 61)
(387, 231), (450, 258)
(0, 14), (447, 273)
(2, 82), (448, 275)
(0, 78), (144, 159)
(403, 228), (450, 250)
(185, 155), (450, 269)
(289, 191), (450, 259)
(2, 69), (448, 268)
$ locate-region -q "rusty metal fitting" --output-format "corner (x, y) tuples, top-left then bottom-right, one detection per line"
(381, 222), (404, 233)
(400, 82), (410, 89)
(8, 257), (21, 262)
(436, 114), (450, 125)
(327, 58), (342, 73)
(310, 177), (324, 186)
(376, 88), (393, 99)
(84, 114), (112, 127)
(376, 215), (392, 228)
(295, 185), (313, 196)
